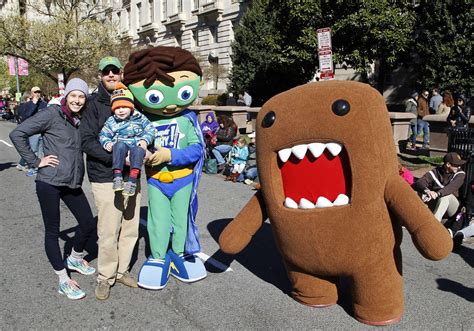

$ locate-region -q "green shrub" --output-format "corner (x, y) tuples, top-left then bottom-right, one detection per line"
(217, 93), (228, 106)
(201, 95), (219, 105)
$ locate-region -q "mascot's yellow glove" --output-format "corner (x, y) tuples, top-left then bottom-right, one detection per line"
(147, 147), (172, 166)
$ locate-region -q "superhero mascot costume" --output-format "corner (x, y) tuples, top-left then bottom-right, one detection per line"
(123, 47), (207, 289)
(219, 81), (452, 325)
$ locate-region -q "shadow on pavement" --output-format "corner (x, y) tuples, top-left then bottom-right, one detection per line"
(0, 162), (15, 171)
(206, 218), (355, 317)
(436, 278), (474, 302)
(452, 245), (474, 268)
(59, 216), (99, 263)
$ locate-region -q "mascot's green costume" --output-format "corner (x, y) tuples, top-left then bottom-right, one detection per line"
(123, 46), (207, 289)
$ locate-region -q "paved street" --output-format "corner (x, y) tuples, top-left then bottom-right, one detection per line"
(0, 119), (472, 329)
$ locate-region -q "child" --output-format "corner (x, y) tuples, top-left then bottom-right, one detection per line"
(99, 83), (156, 196)
(226, 136), (249, 182)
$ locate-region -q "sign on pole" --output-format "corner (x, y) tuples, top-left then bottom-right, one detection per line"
(17, 58), (29, 76)
(8, 56), (29, 76)
(317, 27), (334, 80)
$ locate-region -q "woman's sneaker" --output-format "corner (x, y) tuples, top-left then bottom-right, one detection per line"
(66, 257), (96, 275)
(58, 279), (85, 300)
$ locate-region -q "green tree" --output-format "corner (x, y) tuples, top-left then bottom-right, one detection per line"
(0, 0), (119, 84)
(413, 1), (473, 96)
(230, 0), (322, 106)
(327, 0), (416, 93)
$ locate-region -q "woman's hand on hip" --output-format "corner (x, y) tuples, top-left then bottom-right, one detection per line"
(38, 155), (59, 168)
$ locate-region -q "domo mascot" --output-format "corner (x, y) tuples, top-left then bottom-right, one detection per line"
(123, 47), (206, 289)
(219, 81), (453, 325)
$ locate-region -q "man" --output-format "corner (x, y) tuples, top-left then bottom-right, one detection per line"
(413, 152), (466, 222)
(405, 91), (418, 150)
(80, 56), (140, 300)
(22, 87), (48, 176)
(416, 90), (430, 149)
(429, 88), (442, 114)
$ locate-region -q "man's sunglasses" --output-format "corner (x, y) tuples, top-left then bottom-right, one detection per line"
(101, 66), (121, 75)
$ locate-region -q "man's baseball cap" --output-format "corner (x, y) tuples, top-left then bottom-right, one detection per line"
(444, 152), (466, 166)
(98, 56), (122, 71)
(31, 86), (41, 93)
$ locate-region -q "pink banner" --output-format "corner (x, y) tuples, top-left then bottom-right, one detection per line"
(7, 56), (29, 76)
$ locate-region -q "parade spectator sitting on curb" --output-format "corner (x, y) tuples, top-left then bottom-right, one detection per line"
(200, 112), (219, 135)
(412, 152), (466, 223)
(99, 83), (156, 196)
(211, 115), (238, 172)
(225, 136), (249, 182)
(238, 132), (259, 185)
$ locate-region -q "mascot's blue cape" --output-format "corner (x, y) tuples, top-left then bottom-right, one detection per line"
(181, 109), (205, 254)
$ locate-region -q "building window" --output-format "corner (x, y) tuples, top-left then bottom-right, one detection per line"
(162, 0), (167, 19)
(149, 0), (154, 22)
(192, 0), (198, 10)
(209, 25), (218, 44)
(136, 3), (142, 28)
(126, 8), (131, 30)
(177, 0), (183, 13)
(193, 29), (199, 47)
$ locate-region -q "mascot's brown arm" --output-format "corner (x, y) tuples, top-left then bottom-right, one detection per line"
(219, 190), (267, 255)
(385, 175), (452, 260)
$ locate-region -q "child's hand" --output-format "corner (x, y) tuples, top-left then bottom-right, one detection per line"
(138, 140), (148, 150)
(105, 142), (113, 152)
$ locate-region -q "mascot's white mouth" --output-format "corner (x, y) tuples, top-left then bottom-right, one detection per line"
(277, 142), (352, 209)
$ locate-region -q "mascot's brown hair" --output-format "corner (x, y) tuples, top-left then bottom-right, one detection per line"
(219, 81), (452, 326)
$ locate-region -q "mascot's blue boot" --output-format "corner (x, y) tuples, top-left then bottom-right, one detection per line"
(137, 254), (171, 290)
(168, 249), (207, 283)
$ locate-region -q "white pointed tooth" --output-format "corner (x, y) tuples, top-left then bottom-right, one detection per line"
(326, 143), (342, 157)
(291, 144), (308, 160)
(308, 143), (326, 158)
(315, 196), (334, 208)
(298, 198), (315, 209)
(333, 194), (350, 206)
(278, 148), (292, 163)
(284, 197), (298, 209)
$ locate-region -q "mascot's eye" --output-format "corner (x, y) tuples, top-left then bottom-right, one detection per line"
(145, 90), (164, 105)
(332, 99), (350, 116)
(177, 86), (194, 102)
(262, 111), (276, 128)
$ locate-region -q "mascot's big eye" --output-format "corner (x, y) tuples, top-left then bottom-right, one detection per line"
(177, 86), (194, 102)
(332, 99), (350, 116)
(262, 111), (276, 128)
(145, 90), (164, 105)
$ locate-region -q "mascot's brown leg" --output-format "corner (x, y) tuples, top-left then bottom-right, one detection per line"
(351, 259), (404, 326)
(287, 267), (338, 307)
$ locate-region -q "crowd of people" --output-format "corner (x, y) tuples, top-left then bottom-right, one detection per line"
(405, 88), (471, 150)
(5, 56), (472, 302)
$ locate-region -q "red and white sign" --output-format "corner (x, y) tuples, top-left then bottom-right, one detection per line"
(8, 56), (29, 76)
(318, 50), (333, 72)
(320, 71), (334, 80)
(317, 27), (332, 51)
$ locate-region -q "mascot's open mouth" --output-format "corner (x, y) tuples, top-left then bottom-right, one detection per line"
(278, 142), (352, 209)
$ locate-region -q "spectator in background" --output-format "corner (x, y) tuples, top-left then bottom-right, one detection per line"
(243, 91), (252, 107)
(211, 115), (238, 172)
(226, 92), (237, 106)
(238, 132), (259, 185)
(413, 152), (466, 222)
(200, 112), (219, 136)
(448, 94), (471, 128)
(14, 91), (33, 171)
(417, 90), (430, 149)
(436, 91), (454, 116)
(429, 88), (443, 114)
(405, 91), (418, 150)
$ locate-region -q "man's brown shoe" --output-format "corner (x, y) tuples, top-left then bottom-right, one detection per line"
(95, 280), (110, 300)
(116, 271), (138, 288)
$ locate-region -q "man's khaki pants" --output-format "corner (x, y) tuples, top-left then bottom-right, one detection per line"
(433, 194), (459, 222)
(91, 182), (140, 285)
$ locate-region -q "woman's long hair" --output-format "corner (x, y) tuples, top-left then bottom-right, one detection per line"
(443, 91), (454, 107)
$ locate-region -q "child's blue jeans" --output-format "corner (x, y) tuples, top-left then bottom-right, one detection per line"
(112, 141), (145, 171)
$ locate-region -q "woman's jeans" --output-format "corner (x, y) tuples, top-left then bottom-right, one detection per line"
(36, 181), (96, 271)
(212, 144), (232, 165)
(416, 119), (430, 145)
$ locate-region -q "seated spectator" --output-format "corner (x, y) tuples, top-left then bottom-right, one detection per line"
(211, 115), (237, 171)
(201, 112), (219, 136)
(225, 136), (249, 182)
(412, 152), (466, 222)
(225, 93), (237, 106)
(238, 132), (258, 184)
(436, 91), (454, 116)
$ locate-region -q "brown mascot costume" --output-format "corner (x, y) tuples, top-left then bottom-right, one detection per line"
(219, 81), (452, 326)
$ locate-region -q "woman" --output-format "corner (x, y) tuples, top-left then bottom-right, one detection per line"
(211, 115), (237, 171)
(436, 91), (454, 116)
(447, 95), (471, 128)
(10, 78), (96, 300)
